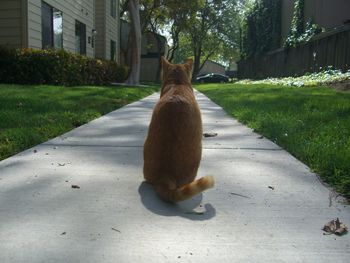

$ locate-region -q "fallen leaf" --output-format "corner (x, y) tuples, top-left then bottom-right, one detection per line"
(203, 132), (218, 138)
(322, 218), (348, 236)
(71, 185), (80, 189)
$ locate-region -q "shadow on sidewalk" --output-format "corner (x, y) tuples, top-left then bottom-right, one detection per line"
(138, 181), (216, 221)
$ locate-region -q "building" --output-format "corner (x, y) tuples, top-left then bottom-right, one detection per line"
(0, 0), (120, 61)
(95, 0), (120, 61)
(226, 61), (238, 78)
(281, 0), (350, 42)
(120, 19), (168, 82)
(198, 60), (226, 76)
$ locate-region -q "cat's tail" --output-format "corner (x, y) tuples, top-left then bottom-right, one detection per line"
(154, 176), (215, 203)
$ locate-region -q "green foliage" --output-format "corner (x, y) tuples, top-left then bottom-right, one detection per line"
(291, 0), (304, 36)
(284, 18), (322, 48)
(197, 83), (350, 198)
(0, 46), (129, 86)
(283, 0), (321, 47)
(241, 0), (282, 59)
(0, 84), (159, 160)
(176, 0), (237, 78)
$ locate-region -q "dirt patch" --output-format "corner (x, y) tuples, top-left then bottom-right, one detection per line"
(329, 80), (350, 92)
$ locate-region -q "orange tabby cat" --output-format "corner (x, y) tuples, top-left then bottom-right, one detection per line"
(143, 57), (214, 203)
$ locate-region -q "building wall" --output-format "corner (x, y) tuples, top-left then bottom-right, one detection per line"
(27, 0), (95, 57)
(105, 0), (119, 62)
(0, 0), (26, 48)
(281, 0), (295, 42)
(95, 0), (119, 61)
(281, 0), (350, 41)
(120, 20), (168, 81)
(198, 60), (226, 76)
(143, 31), (167, 55)
(304, 0), (350, 30)
(140, 57), (158, 82)
(94, 0), (105, 59)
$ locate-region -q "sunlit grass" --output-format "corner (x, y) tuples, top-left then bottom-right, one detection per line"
(0, 84), (158, 160)
(197, 83), (350, 198)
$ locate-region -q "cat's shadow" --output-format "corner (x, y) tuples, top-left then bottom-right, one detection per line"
(138, 181), (216, 221)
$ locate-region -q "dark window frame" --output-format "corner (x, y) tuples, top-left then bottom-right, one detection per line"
(110, 0), (116, 18)
(41, 1), (63, 49)
(110, 40), (116, 61)
(75, 20), (86, 55)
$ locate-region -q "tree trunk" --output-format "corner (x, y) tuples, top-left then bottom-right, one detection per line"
(166, 27), (180, 62)
(192, 48), (201, 81)
(155, 35), (163, 82)
(125, 0), (141, 85)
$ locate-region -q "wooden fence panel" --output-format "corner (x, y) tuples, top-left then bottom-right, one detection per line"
(238, 25), (350, 79)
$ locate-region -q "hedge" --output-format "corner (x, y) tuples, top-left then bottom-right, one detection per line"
(0, 46), (129, 86)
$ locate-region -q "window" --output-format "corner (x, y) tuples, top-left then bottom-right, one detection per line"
(110, 0), (116, 18)
(75, 20), (86, 55)
(110, 40), (116, 61)
(41, 1), (63, 49)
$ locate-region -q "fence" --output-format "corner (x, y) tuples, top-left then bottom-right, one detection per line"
(238, 25), (350, 79)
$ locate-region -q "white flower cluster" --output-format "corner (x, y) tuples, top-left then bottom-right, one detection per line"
(237, 68), (350, 87)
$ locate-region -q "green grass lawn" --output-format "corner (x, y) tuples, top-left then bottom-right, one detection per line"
(0, 84), (158, 161)
(196, 83), (350, 198)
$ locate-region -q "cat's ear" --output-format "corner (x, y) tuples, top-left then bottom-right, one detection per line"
(185, 58), (193, 71)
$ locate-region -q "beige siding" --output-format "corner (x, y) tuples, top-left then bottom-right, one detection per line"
(105, 0), (119, 61)
(0, 0), (24, 47)
(95, 0), (119, 61)
(27, 0), (95, 57)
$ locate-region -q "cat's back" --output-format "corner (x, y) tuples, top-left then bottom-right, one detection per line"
(144, 84), (202, 184)
(152, 84), (201, 131)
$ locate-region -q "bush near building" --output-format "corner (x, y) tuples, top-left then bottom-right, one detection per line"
(0, 46), (128, 86)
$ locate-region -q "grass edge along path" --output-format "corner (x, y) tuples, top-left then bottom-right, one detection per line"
(0, 84), (158, 161)
(196, 83), (350, 199)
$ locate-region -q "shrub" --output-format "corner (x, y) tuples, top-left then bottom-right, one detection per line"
(0, 46), (129, 86)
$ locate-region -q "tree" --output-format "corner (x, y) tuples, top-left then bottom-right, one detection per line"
(241, 0), (282, 59)
(163, 0), (202, 62)
(122, 0), (243, 82)
(175, 0), (241, 79)
(139, 0), (202, 81)
(284, 0), (322, 48)
(125, 0), (141, 85)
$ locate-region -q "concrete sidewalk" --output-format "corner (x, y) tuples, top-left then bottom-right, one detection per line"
(0, 91), (349, 262)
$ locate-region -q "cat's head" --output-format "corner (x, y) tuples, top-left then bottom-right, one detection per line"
(161, 57), (193, 85)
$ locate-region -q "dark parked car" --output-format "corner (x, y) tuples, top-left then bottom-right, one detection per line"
(195, 73), (229, 83)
